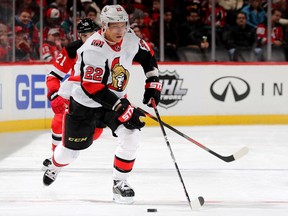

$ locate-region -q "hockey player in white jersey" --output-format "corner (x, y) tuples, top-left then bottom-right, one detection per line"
(43, 5), (162, 204)
(42, 18), (102, 171)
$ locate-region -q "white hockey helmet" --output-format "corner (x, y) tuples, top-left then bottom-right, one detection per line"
(100, 5), (129, 30)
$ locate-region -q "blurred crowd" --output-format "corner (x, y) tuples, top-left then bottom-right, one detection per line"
(0, 0), (287, 62)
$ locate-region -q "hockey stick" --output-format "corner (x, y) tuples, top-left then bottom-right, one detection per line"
(137, 107), (249, 163)
(150, 99), (205, 210)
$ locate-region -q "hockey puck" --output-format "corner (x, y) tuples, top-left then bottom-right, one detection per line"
(147, 208), (157, 212)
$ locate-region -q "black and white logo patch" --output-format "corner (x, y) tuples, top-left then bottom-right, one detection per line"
(210, 76), (250, 102)
(159, 70), (188, 109)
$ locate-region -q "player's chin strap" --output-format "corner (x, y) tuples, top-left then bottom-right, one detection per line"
(103, 35), (117, 45)
(100, 26), (117, 45)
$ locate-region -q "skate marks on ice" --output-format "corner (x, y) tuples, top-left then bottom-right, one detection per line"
(0, 166), (287, 216)
(0, 130), (48, 160)
(0, 125), (288, 215)
(1, 197), (288, 216)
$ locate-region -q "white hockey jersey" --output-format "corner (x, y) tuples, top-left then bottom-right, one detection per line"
(71, 29), (156, 108)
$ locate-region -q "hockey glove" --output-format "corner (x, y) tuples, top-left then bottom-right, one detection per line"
(143, 76), (162, 107)
(49, 92), (69, 114)
(115, 98), (145, 130)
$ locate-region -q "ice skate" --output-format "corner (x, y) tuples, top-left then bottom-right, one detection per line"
(43, 165), (61, 186)
(113, 180), (135, 204)
(42, 158), (52, 171)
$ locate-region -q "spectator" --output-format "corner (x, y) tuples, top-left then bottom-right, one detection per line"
(223, 11), (257, 61)
(0, 0), (13, 26)
(79, 0), (101, 26)
(184, 0), (202, 14)
(273, 0), (288, 19)
(178, 10), (209, 51)
(48, 0), (69, 23)
(15, 8), (39, 59)
(131, 23), (154, 52)
(61, 7), (81, 38)
(131, 0), (149, 11)
(219, 0), (244, 11)
(62, 5), (101, 42)
(124, 0), (150, 27)
(0, 23), (11, 62)
(93, 0), (114, 9)
(16, 0), (40, 24)
(41, 28), (61, 62)
(218, 0), (245, 27)
(15, 26), (32, 61)
(150, 0), (160, 24)
(241, 0), (266, 29)
(175, 0), (203, 24)
(266, 0), (288, 58)
(43, 7), (61, 30)
(150, 8), (179, 61)
(42, 8), (66, 44)
(201, 0), (228, 46)
(15, 8), (39, 44)
(272, 0), (288, 25)
(262, 0), (287, 14)
(85, 6), (97, 20)
(85, 6), (101, 29)
(255, 8), (285, 60)
(202, 0), (227, 28)
(130, 11), (151, 42)
(263, 0), (288, 47)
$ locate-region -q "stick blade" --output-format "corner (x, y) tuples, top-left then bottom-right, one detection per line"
(233, 146), (249, 160)
(190, 196), (205, 210)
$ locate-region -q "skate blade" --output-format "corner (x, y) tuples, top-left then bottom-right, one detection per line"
(42, 165), (49, 171)
(113, 194), (134, 204)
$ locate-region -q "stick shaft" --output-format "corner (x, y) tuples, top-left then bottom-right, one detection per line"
(137, 107), (242, 162)
(150, 99), (193, 209)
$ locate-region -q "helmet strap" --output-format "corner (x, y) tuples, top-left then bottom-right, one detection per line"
(103, 34), (117, 45)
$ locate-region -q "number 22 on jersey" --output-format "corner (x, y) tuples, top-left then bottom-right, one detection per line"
(84, 66), (104, 82)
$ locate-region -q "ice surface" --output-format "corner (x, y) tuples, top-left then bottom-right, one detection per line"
(0, 125), (287, 216)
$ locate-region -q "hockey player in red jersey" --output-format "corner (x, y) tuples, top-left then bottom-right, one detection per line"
(43, 5), (162, 204)
(43, 18), (101, 170)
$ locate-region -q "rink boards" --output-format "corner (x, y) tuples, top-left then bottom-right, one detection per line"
(1, 62), (288, 132)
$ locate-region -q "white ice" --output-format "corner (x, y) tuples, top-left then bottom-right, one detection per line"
(0, 125), (287, 216)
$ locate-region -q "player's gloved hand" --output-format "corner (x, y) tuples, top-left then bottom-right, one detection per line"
(115, 98), (145, 130)
(49, 92), (69, 114)
(143, 76), (162, 107)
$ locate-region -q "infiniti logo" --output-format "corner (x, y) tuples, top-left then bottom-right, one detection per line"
(210, 76), (250, 102)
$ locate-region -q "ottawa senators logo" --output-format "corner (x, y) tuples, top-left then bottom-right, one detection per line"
(108, 57), (130, 91)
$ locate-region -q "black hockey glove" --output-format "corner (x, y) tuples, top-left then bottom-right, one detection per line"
(143, 76), (162, 107)
(115, 98), (145, 130)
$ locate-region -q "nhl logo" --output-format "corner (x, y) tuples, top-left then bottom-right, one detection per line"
(159, 70), (188, 109)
